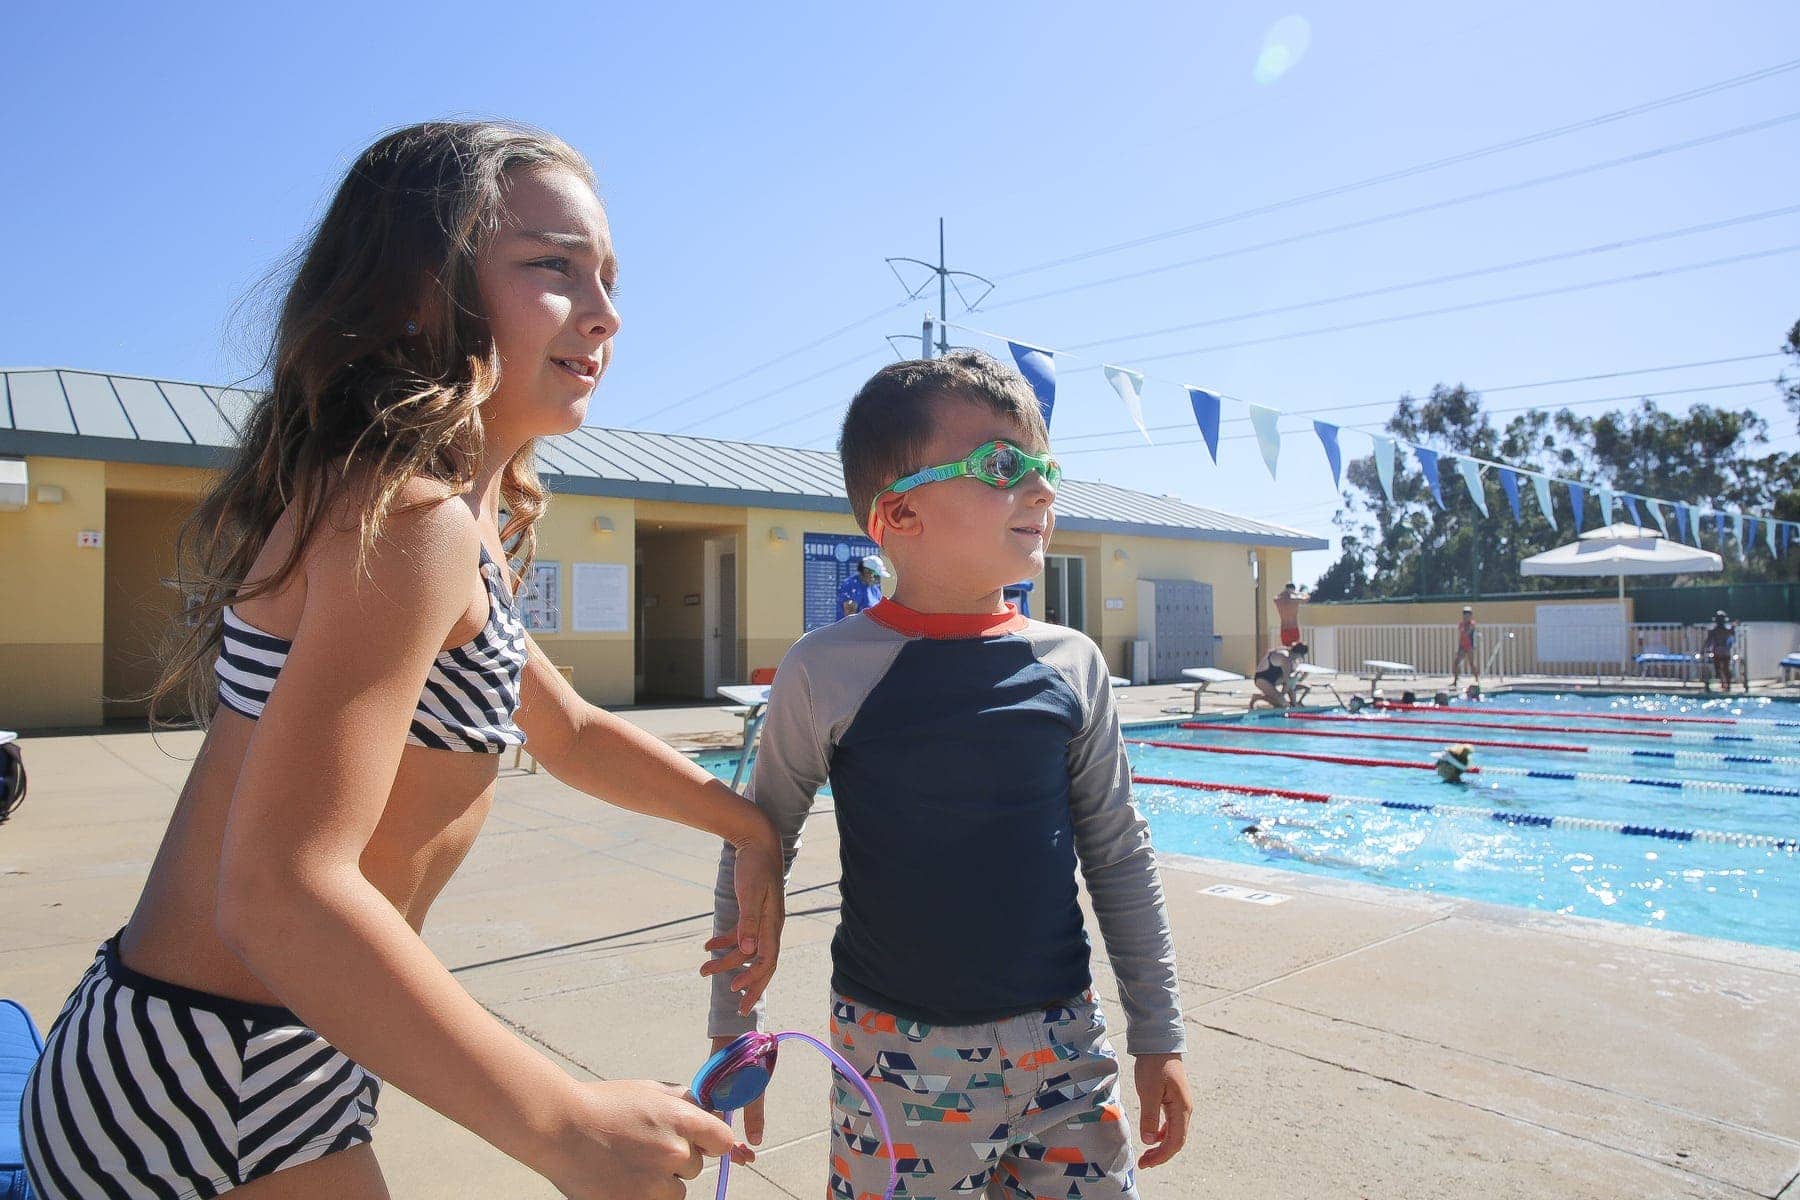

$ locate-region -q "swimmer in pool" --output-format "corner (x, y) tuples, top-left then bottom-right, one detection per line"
(1240, 823), (1367, 870)
(1435, 744), (1474, 784)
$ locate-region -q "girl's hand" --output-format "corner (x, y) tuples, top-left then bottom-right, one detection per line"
(540, 1079), (740, 1199)
(700, 835), (784, 1016)
(1133, 1053), (1193, 1169)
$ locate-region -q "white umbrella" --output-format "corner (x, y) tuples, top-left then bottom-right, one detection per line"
(1520, 523), (1724, 673)
(1520, 522), (1723, 599)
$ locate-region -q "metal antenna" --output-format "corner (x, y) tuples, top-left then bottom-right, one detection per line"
(885, 218), (996, 358)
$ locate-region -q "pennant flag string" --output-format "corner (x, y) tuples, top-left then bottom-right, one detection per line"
(943, 317), (1793, 545)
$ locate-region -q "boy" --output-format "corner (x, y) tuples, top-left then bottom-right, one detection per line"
(705, 351), (1191, 1198)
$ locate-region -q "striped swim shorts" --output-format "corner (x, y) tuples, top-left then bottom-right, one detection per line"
(22, 935), (380, 1199)
(828, 990), (1137, 1199)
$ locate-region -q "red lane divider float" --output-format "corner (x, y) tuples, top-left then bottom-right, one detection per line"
(1376, 700), (1784, 727)
(1131, 739), (1436, 771)
(1132, 776), (1331, 803)
(1179, 720), (1585, 754)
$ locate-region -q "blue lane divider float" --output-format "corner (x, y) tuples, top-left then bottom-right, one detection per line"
(1131, 739), (1800, 799)
(1473, 763), (1800, 797)
(1132, 774), (1800, 851)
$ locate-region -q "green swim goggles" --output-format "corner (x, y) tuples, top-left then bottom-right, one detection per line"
(869, 440), (1062, 526)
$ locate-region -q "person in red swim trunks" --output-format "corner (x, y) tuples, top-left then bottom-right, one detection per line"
(1274, 582), (1306, 648)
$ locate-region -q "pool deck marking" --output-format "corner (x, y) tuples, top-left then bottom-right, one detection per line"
(1132, 774), (1800, 850)
(1199, 882), (1292, 905)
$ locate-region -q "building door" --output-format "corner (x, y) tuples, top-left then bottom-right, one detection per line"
(1043, 554), (1087, 632)
(703, 536), (739, 697)
(633, 545), (646, 696)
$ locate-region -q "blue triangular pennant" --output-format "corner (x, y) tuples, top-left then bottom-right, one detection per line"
(1313, 421), (1343, 487)
(1623, 495), (1643, 529)
(1187, 387), (1222, 463)
(1569, 482), (1587, 530)
(1008, 342), (1056, 428)
(1498, 468), (1522, 520)
(1414, 447), (1445, 508)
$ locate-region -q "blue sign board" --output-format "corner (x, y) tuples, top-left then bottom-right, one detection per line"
(803, 531), (881, 632)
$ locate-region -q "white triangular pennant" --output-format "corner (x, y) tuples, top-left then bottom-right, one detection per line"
(1530, 472), (1557, 529)
(1102, 365), (1152, 444)
(1247, 404), (1282, 479)
(1370, 434), (1396, 502)
(1455, 457), (1487, 516)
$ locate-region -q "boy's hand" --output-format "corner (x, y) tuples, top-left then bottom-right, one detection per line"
(706, 1036), (769, 1151)
(1133, 1053), (1192, 1169)
(700, 835), (785, 1016)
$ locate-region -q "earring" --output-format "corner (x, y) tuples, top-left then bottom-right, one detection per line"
(404, 320), (420, 335)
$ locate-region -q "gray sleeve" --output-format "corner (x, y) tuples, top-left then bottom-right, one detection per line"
(708, 653), (829, 1038)
(1065, 644), (1186, 1055)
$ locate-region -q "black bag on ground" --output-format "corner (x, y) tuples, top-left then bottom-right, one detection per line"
(0, 741), (24, 825)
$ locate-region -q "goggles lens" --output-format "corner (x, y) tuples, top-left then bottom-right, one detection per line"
(975, 441), (1060, 488)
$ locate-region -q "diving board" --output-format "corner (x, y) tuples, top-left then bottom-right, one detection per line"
(1362, 659), (1417, 694)
(1177, 667), (1246, 713)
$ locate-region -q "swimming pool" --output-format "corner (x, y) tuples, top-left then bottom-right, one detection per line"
(703, 692), (1800, 953)
(1126, 692), (1800, 952)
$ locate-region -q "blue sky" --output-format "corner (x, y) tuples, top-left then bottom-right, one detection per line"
(7, 1), (1798, 582)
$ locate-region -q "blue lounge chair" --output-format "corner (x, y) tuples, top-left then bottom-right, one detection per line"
(1, 998), (43, 1199)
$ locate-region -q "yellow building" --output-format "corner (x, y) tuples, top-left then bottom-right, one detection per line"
(1, 368), (1324, 730)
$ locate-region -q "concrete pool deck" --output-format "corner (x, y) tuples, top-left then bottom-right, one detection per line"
(4, 686), (1798, 1199)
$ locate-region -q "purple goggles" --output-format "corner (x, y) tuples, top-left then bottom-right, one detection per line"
(691, 1030), (897, 1200)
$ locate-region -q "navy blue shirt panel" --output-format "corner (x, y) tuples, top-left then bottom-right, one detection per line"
(826, 633), (1093, 1024)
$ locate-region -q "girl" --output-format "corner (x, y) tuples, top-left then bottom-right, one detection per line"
(22, 122), (779, 1200)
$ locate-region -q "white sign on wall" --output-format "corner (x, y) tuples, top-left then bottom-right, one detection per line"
(1536, 601), (1628, 663)
(572, 562), (629, 633)
(519, 561), (561, 634)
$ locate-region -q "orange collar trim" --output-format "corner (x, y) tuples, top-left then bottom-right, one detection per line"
(865, 599), (1027, 639)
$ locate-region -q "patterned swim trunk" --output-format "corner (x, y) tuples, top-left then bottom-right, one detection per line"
(827, 990), (1136, 1199)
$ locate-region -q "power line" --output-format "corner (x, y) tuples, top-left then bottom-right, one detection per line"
(623, 300), (903, 427)
(994, 57), (1800, 281)
(1063, 204), (1800, 353)
(1118, 241), (1800, 364)
(1055, 379), (1783, 458)
(666, 346), (889, 435)
(982, 110), (1800, 313)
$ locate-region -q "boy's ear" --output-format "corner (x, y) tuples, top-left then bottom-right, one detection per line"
(872, 492), (922, 540)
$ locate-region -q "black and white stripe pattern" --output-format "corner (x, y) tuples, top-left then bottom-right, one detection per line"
(215, 546), (527, 754)
(22, 940), (380, 1199)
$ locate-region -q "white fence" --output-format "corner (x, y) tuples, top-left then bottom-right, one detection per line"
(1304, 621), (1760, 682)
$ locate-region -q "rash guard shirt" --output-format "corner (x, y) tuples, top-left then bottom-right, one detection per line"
(710, 599), (1184, 1055)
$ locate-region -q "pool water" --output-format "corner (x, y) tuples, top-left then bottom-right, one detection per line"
(705, 692), (1800, 953)
(1130, 692), (1800, 952)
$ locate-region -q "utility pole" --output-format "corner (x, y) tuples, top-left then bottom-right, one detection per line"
(886, 218), (994, 359)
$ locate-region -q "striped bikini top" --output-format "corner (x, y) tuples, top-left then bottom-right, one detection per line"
(215, 545), (528, 753)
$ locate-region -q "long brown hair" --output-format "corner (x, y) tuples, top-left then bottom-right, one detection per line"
(152, 121), (595, 726)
